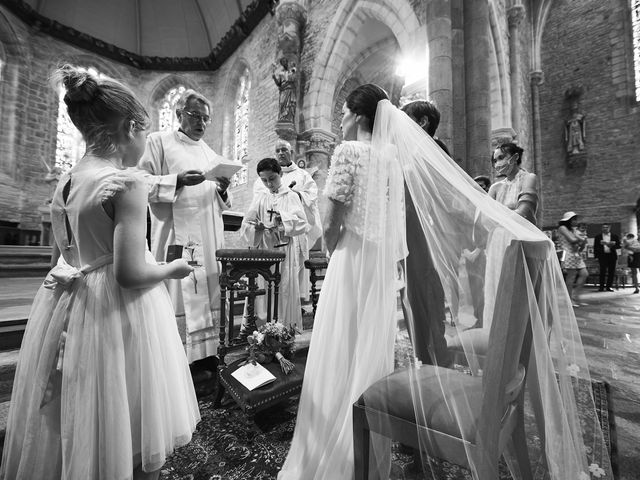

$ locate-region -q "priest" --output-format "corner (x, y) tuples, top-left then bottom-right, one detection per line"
(138, 89), (232, 368)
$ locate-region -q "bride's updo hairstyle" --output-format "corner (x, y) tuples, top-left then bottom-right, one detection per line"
(345, 83), (389, 132)
(51, 64), (149, 156)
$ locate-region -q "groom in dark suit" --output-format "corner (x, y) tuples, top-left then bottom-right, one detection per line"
(594, 223), (620, 291)
(400, 100), (451, 367)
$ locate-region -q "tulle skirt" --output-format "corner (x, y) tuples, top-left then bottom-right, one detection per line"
(278, 230), (396, 480)
(0, 265), (200, 480)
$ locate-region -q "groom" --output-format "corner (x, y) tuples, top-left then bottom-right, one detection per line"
(400, 100), (451, 367)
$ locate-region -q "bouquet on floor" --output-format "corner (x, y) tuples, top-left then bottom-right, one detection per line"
(246, 322), (297, 374)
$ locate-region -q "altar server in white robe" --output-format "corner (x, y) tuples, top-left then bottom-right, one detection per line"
(253, 139), (322, 300)
(242, 157), (308, 328)
(138, 89), (232, 364)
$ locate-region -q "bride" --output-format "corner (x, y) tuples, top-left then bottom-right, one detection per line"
(278, 84), (611, 479)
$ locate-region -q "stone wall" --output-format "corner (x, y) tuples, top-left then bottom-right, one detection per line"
(538, 0), (640, 231)
(3, 0), (637, 248)
(0, 6), (282, 248)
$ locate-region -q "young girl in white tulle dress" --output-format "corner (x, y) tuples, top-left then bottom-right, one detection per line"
(0, 65), (200, 480)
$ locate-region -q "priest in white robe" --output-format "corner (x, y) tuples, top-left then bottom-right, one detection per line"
(253, 139), (322, 301)
(138, 89), (232, 364)
(242, 158), (308, 328)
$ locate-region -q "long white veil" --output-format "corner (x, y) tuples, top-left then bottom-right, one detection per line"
(357, 99), (611, 479)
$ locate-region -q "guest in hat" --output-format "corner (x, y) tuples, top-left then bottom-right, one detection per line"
(557, 211), (588, 306)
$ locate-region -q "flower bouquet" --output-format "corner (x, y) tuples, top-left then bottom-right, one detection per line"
(246, 322), (297, 374)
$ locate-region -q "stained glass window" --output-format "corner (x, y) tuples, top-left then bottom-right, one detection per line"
(231, 69), (250, 187)
(54, 67), (104, 173)
(633, 0), (640, 100)
(159, 85), (186, 131)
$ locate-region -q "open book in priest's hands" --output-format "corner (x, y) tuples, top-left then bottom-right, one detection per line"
(231, 362), (276, 391)
(203, 158), (243, 180)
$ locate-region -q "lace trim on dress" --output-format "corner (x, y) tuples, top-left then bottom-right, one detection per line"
(98, 169), (142, 203)
(324, 142), (365, 205)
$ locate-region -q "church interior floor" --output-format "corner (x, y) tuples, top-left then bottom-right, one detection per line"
(0, 278), (639, 478)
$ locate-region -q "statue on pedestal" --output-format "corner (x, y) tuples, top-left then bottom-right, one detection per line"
(564, 87), (586, 157)
(272, 57), (297, 123)
(565, 103), (585, 155)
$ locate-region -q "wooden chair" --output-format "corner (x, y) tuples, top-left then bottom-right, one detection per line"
(304, 252), (328, 317)
(353, 240), (548, 480)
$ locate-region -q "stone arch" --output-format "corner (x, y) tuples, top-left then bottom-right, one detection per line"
(303, 0), (421, 131)
(330, 36), (402, 136)
(488, 1), (510, 130)
(148, 74), (202, 132)
(531, 0), (555, 72)
(220, 57), (253, 161)
(149, 74), (201, 105)
(0, 9), (29, 178)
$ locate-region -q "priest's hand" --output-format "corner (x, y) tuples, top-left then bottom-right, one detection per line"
(215, 176), (231, 193)
(176, 170), (205, 188)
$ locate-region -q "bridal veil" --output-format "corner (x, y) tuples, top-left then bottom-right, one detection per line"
(355, 99), (611, 479)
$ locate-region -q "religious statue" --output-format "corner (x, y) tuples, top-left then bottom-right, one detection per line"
(272, 57), (297, 123)
(564, 87), (586, 156)
(565, 102), (586, 155)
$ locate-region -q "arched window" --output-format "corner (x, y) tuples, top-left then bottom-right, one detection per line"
(632, 0), (640, 100)
(159, 85), (186, 131)
(231, 68), (250, 187)
(54, 66), (104, 173)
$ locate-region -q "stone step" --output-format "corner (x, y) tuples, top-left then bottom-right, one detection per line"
(0, 349), (19, 448)
(0, 263), (50, 278)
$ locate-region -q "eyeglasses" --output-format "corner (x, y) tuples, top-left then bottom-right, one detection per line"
(181, 110), (211, 125)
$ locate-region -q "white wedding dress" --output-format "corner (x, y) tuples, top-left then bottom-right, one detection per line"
(278, 141), (401, 479)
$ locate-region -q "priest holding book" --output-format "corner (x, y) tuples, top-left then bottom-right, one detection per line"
(138, 89), (237, 371)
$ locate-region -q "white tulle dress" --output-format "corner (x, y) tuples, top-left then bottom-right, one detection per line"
(0, 165), (200, 480)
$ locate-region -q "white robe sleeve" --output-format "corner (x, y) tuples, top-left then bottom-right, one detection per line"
(137, 134), (179, 203)
(279, 193), (308, 238)
(293, 172), (318, 211)
(240, 197), (262, 248)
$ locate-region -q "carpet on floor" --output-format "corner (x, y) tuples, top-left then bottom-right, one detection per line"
(160, 378), (616, 480)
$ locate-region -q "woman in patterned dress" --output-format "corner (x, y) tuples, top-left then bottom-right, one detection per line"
(558, 211), (589, 306)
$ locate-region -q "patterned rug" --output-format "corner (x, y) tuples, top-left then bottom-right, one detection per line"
(160, 379), (616, 480)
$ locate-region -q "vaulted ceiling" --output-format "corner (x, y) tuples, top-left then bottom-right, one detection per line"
(1, 0), (278, 70)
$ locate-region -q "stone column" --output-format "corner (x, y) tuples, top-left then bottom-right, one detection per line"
(463, 0), (491, 177)
(507, 4), (526, 140)
(451, 0), (466, 165)
(299, 128), (336, 234)
(530, 70), (544, 223)
(274, 1), (307, 142)
(426, 0), (453, 150)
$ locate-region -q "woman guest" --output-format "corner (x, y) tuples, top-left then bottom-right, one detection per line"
(558, 211), (589, 307)
(489, 142), (538, 224)
(0, 65), (199, 480)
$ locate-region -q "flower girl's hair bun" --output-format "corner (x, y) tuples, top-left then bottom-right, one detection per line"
(55, 65), (99, 105)
(50, 64), (148, 156)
